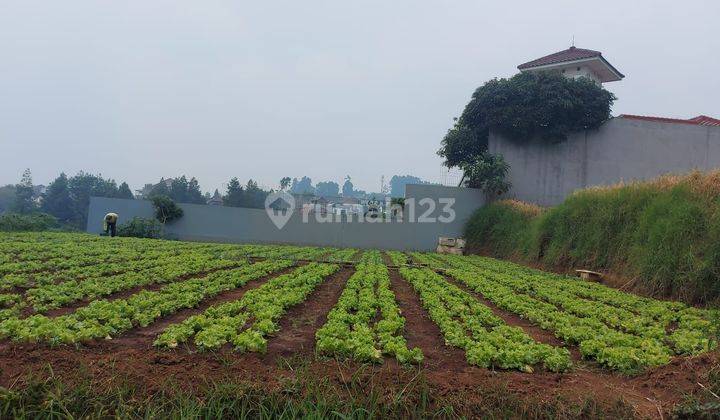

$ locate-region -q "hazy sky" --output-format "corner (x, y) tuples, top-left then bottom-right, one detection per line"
(2, 0), (718, 193)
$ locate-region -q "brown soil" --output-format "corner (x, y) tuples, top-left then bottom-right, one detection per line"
(0, 268), (716, 418)
(388, 269), (469, 371)
(39, 263), (250, 318)
(380, 251), (394, 267)
(264, 267), (353, 358)
(442, 273), (582, 360)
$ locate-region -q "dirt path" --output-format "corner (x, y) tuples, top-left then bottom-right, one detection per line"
(380, 251), (394, 267)
(388, 269), (469, 371)
(264, 267), (353, 358)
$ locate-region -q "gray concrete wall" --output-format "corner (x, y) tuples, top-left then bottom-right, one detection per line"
(86, 184), (486, 251)
(488, 116), (720, 206)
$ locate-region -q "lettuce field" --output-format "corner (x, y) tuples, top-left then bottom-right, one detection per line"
(0, 232), (718, 418)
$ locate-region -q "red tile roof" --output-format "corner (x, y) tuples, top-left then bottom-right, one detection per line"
(688, 115), (720, 127)
(619, 114), (720, 127)
(518, 46), (602, 70)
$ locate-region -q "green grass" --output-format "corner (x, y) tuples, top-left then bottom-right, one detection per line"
(0, 360), (637, 419)
(465, 171), (720, 304)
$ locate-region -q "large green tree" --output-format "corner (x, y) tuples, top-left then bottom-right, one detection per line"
(67, 172), (122, 227)
(41, 173), (74, 222)
(438, 71), (616, 169)
(223, 177), (245, 207)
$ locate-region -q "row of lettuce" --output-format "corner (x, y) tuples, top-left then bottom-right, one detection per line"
(315, 251), (423, 364)
(1, 232), (718, 375)
(0, 233), (356, 322)
(411, 252), (719, 374)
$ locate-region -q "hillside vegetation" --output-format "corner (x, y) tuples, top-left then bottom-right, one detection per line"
(465, 171), (720, 305)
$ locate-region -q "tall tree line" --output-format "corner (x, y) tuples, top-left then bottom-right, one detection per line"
(223, 178), (269, 209)
(146, 176), (205, 204)
(4, 169), (135, 228)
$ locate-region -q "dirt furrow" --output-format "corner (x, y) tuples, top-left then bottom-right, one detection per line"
(112, 264), (304, 347)
(263, 267), (354, 358)
(388, 269), (469, 370)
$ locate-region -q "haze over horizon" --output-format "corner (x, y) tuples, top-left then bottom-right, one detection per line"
(2, 0), (718, 193)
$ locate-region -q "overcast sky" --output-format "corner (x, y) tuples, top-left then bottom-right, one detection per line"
(2, 0), (718, 193)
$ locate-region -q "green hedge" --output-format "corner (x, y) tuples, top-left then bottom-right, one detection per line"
(117, 217), (163, 239)
(0, 213), (58, 232)
(465, 172), (720, 304)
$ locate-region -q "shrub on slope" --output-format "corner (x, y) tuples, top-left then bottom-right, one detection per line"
(465, 171), (720, 304)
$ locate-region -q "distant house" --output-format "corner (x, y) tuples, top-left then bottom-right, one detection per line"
(518, 46), (624, 85)
(342, 196), (360, 205)
(207, 190), (223, 206)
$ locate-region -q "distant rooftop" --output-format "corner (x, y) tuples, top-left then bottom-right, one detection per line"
(619, 114), (720, 127)
(518, 46), (624, 83)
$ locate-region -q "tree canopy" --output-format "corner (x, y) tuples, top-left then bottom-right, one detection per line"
(223, 177), (269, 209)
(11, 169), (36, 214)
(147, 176), (205, 204)
(41, 173), (74, 223)
(438, 71), (616, 168)
(315, 181), (339, 197)
(342, 176), (354, 197)
(290, 176), (315, 195)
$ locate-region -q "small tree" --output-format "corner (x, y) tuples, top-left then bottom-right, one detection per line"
(151, 195), (184, 224)
(279, 177), (291, 191)
(461, 153), (511, 196)
(11, 169), (36, 214)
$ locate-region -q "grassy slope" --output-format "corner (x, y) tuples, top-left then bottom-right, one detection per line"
(465, 171), (720, 305)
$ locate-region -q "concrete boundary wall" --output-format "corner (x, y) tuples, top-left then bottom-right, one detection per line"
(86, 184), (486, 251)
(489, 116), (720, 206)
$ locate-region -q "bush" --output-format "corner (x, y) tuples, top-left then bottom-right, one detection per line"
(461, 153), (511, 195)
(0, 213), (58, 232)
(150, 195), (183, 224)
(465, 200), (540, 258)
(438, 71), (616, 168)
(465, 171), (720, 304)
(117, 217), (162, 239)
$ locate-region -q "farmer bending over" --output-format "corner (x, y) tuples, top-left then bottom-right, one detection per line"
(103, 212), (119, 237)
